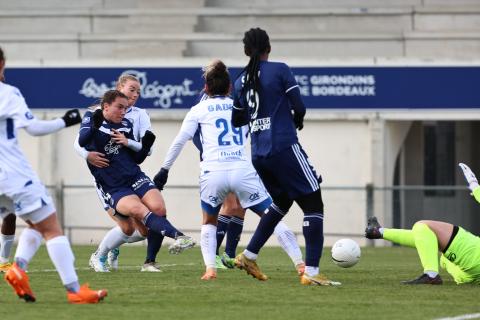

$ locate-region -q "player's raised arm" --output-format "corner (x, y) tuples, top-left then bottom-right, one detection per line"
(459, 162), (480, 202)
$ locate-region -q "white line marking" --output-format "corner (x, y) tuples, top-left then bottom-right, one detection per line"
(27, 263), (197, 273)
(434, 313), (480, 320)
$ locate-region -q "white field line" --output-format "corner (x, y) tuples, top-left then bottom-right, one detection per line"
(434, 313), (480, 320)
(27, 263), (197, 273)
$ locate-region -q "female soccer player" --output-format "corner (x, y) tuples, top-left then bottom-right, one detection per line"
(231, 28), (339, 286)
(154, 60), (304, 280)
(75, 74), (165, 272)
(0, 46), (107, 303)
(78, 90), (195, 266)
(366, 162), (480, 285)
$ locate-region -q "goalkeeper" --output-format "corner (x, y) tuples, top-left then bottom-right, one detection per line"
(365, 162), (480, 285)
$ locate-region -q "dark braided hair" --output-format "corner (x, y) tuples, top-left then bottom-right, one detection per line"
(0, 46), (5, 62)
(240, 28), (271, 111)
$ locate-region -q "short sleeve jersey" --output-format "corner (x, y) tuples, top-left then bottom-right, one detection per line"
(233, 61), (299, 157)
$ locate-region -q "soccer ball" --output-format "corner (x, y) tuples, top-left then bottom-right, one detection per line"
(331, 238), (361, 268)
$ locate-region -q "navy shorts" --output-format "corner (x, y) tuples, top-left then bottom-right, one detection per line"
(99, 172), (157, 211)
(252, 143), (321, 200)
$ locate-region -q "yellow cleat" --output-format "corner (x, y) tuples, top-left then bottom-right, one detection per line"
(0, 262), (12, 273)
(300, 273), (341, 286)
(234, 253), (268, 281)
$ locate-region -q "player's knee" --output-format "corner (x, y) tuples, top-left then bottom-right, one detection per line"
(296, 189), (324, 213)
(150, 204), (166, 216)
(1, 213), (16, 235)
(118, 222), (135, 236)
(271, 195), (293, 213)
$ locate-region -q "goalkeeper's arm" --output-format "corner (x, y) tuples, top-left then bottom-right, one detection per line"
(459, 163), (480, 203)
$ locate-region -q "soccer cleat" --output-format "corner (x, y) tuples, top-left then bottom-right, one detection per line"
(201, 268), (217, 280)
(107, 248), (120, 271)
(0, 262), (12, 272)
(215, 255), (228, 269)
(401, 273), (443, 285)
(234, 253), (268, 281)
(365, 216), (383, 239)
(141, 262), (162, 272)
(168, 235), (196, 255)
(89, 252), (109, 272)
(67, 284), (108, 304)
(221, 252), (235, 269)
(300, 273), (342, 286)
(4, 263), (36, 302)
(296, 262), (306, 276)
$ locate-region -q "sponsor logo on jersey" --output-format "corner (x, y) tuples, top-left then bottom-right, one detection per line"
(250, 117), (271, 132)
(14, 201), (22, 212)
(219, 149), (245, 162)
(104, 140), (121, 155)
(447, 252), (456, 262)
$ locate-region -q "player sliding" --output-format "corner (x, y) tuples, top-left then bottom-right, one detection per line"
(365, 162), (480, 285)
(0, 46), (107, 303)
(231, 27), (339, 286)
(154, 60), (304, 280)
(78, 90), (195, 263)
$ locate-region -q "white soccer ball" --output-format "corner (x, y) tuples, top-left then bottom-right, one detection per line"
(331, 238), (361, 268)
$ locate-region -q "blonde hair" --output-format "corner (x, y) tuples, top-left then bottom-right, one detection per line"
(116, 73), (139, 89)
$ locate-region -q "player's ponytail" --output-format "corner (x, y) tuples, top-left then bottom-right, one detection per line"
(203, 59), (230, 96)
(0, 46), (5, 63)
(239, 28), (271, 110)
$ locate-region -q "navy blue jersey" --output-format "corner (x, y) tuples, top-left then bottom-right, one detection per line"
(78, 110), (144, 192)
(232, 61), (305, 157)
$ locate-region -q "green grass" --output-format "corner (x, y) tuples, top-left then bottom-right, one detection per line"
(1, 245), (479, 320)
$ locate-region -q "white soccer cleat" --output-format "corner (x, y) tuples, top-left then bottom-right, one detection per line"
(168, 235), (196, 255)
(107, 248), (120, 271)
(89, 252), (109, 272)
(140, 262), (162, 272)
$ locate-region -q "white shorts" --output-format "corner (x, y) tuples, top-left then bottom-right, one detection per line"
(199, 166), (270, 210)
(0, 181), (55, 224)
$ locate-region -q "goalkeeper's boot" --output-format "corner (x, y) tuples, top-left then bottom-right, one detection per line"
(295, 262), (306, 276)
(67, 284), (107, 304)
(201, 268), (217, 280)
(4, 263), (36, 302)
(168, 235), (196, 255)
(401, 273), (443, 285)
(300, 273), (341, 286)
(215, 255), (227, 270)
(221, 252), (235, 269)
(107, 248), (120, 271)
(89, 252), (109, 272)
(365, 216), (383, 239)
(0, 262), (12, 272)
(141, 262), (162, 272)
(234, 253), (268, 281)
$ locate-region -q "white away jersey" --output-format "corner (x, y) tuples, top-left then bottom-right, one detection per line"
(0, 82), (40, 194)
(125, 106), (151, 140)
(163, 96), (251, 172)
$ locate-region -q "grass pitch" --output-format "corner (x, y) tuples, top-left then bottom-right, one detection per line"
(1, 245), (479, 320)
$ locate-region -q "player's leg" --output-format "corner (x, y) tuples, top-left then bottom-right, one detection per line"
(216, 195), (233, 257)
(200, 210), (220, 280)
(221, 194), (245, 266)
(91, 209), (135, 272)
(140, 187), (195, 255)
(0, 212), (16, 271)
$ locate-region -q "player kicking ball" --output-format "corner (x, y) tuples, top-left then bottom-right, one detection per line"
(365, 162), (480, 285)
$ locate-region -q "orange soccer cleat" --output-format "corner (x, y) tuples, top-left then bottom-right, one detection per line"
(67, 284), (108, 304)
(4, 263), (36, 302)
(201, 268), (217, 280)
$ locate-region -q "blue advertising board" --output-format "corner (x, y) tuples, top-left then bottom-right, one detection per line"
(5, 66), (480, 109)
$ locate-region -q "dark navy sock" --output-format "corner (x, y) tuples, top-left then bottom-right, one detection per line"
(246, 205), (285, 254)
(225, 216), (244, 258)
(303, 213), (324, 267)
(145, 229), (164, 263)
(216, 215), (231, 255)
(144, 213), (182, 239)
